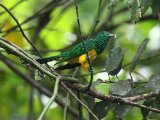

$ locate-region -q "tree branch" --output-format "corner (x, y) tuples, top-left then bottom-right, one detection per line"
(63, 81), (160, 113)
(0, 4), (41, 56)
(0, 36), (160, 114)
(0, 52), (79, 118)
(0, 37), (77, 83)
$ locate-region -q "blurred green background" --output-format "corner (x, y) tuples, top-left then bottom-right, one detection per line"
(0, 0), (159, 120)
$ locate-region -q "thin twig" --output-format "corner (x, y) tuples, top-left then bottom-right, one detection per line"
(27, 87), (34, 120)
(37, 77), (60, 120)
(2, 0), (60, 36)
(88, 0), (102, 37)
(0, 0), (26, 16)
(63, 93), (70, 120)
(0, 4), (41, 57)
(63, 81), (160, 114)
(127, 4), (139, 21)
(74, 0), (94, 89)
(63, 67), (79, 120)
(77, 92), (83, 120)
(129, 71), (133, 81)
(1, 1), (64, 75)
(0, 52), (79, 117)
(73, 68), (83, 120)
(61, 82), (99, 120)
(136, 0), (141, 17)
(1, 42), (160, 114)
(123, 50), (160, 68)
(0, 37), (77, 82)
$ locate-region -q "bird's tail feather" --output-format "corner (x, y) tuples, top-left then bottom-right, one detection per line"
(36, 56), (60, 64)
(55, 63), (81, 70)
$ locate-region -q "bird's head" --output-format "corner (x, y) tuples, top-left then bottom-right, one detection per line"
(94, 31), (114, 54)
(95, 31), (114, 41)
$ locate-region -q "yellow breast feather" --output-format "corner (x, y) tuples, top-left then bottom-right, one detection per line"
(79, 49), (97, 70)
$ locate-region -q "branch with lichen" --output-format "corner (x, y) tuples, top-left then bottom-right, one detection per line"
(0, 37), (160, 115)
(0, 37), (77, 83)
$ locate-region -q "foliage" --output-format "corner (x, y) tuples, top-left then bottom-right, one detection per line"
(0, 0), (160, 120)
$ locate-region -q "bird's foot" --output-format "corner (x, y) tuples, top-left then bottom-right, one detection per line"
(86, 55), (91, 61)
(82, 67), (94, 92)
(83, 86), (90, 92)
(88, 67), (93, 73)
(81, 82), (92, 92)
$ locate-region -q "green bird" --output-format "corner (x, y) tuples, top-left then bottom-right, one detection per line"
(37, 31), (114, 70)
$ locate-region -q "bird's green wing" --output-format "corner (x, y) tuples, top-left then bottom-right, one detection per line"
(57, 39), (95, 64)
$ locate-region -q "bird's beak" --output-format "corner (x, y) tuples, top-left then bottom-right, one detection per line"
(109, 34), (116, 38)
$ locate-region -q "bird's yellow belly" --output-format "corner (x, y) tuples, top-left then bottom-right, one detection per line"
(79, 49), (97, 70)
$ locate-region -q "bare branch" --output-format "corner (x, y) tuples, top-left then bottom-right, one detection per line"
(0, 4), (41, 56)
(0, 37), (77, 83)
(61, 82), (99, 120)
(74, 0), (93, 89)
(0, 52), (79, 117)
(63, 81), (160, 113)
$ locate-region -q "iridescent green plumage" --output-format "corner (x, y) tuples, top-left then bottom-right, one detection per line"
(37, 31), (113, 70)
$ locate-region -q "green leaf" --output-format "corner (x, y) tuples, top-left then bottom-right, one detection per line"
(130, 0), (153, 21)
(133, 83), (150, 94)
(83, 94), (95, 112)
(109, 80), (131, 96)
(91, 78), (103, 88)
(149, 109), (160, 119)
(141, 0), (153, 13)
(129, 38), (149, 72)
(146, 96), (160, 120)
(106, 47), (126, 76)
(141, 99), (153, 119)
(148, 75), (160, 93)
(130, 0), (141, 21)
(113, 104), (132, 119)
(93, 101), (114, 119)
(151, 0), (160, 16)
